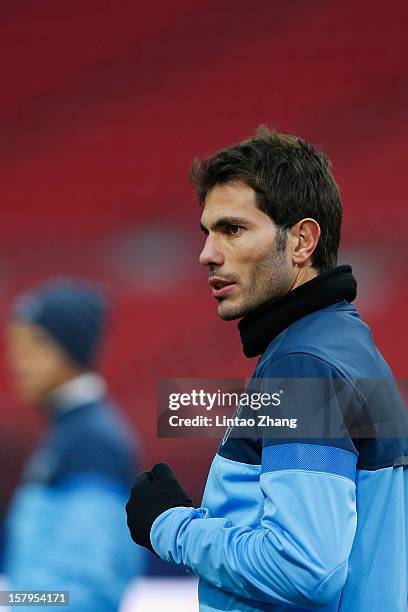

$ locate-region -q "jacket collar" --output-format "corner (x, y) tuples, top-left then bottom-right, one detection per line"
(238, 265), (357, 358)
(46, 372), (107, 415)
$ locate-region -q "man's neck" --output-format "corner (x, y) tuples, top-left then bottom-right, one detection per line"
(289, 265), (318, 292)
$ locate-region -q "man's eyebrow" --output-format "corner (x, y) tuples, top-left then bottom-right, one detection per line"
(200, 216), (252, 233)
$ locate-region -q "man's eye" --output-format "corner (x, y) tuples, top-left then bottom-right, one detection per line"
(226, 225), (241, 235)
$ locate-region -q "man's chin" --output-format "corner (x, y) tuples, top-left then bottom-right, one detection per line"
(217, 299), (248, 321)
(217, 295), (267, 321)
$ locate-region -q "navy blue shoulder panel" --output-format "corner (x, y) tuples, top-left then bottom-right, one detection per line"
(217, 436), (262, 465)
(24, 400), (139, 488)
(353, 376), (408, 469)
(215, 303), (408, 471)
(356, 438), (408, 470)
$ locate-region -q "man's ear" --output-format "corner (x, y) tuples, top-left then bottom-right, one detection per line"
(289, 218), (321, 266)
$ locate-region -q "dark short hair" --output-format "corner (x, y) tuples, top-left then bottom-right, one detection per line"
(191, 126), (342, 272)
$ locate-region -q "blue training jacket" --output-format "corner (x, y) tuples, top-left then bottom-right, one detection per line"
(4, 394), (146, 612)
(151, 301), (408, 611)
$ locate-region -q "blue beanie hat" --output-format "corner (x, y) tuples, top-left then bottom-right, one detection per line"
(12, 278), (108, 368)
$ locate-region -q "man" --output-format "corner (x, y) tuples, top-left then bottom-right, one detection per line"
(4, 278), (145, 611)
(126, 128), (408, 611)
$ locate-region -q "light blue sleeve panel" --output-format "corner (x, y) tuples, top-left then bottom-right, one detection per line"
(151, 446), (357, 608)
(5, 476), (146, 612)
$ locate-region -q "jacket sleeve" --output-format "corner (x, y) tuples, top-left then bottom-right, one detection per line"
(150, 353), (358, 608)
(5, 475), (146, 612)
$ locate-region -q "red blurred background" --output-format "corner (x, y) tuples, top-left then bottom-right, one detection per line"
(0, 0), (407, 518)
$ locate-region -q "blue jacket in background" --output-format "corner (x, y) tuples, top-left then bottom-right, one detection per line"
(4, 376), (145, 612)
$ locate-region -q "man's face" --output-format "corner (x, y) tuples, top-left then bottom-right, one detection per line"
(6, 323), (78, 404)
(199, 182), (295, 320)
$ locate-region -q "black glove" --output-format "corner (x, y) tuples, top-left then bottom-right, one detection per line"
(126, 462), (194, 553)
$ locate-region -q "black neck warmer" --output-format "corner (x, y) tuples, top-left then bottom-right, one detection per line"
(238, 265), (357, 358)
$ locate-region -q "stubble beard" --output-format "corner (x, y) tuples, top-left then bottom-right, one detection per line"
(218, 247), (293, 321)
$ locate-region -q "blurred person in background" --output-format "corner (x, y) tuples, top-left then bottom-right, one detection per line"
(3, 278), (145, 611)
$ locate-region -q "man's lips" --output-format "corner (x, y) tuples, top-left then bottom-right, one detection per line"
(208, 277), (237, 298)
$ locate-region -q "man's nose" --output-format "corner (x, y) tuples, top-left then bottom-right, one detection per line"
(199, 236), (224, 267)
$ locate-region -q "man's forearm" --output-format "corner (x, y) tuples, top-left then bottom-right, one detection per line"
(150, 488), (353, 609)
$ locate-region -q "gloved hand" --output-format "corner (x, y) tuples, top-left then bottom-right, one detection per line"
(126, 462), (194, 554)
